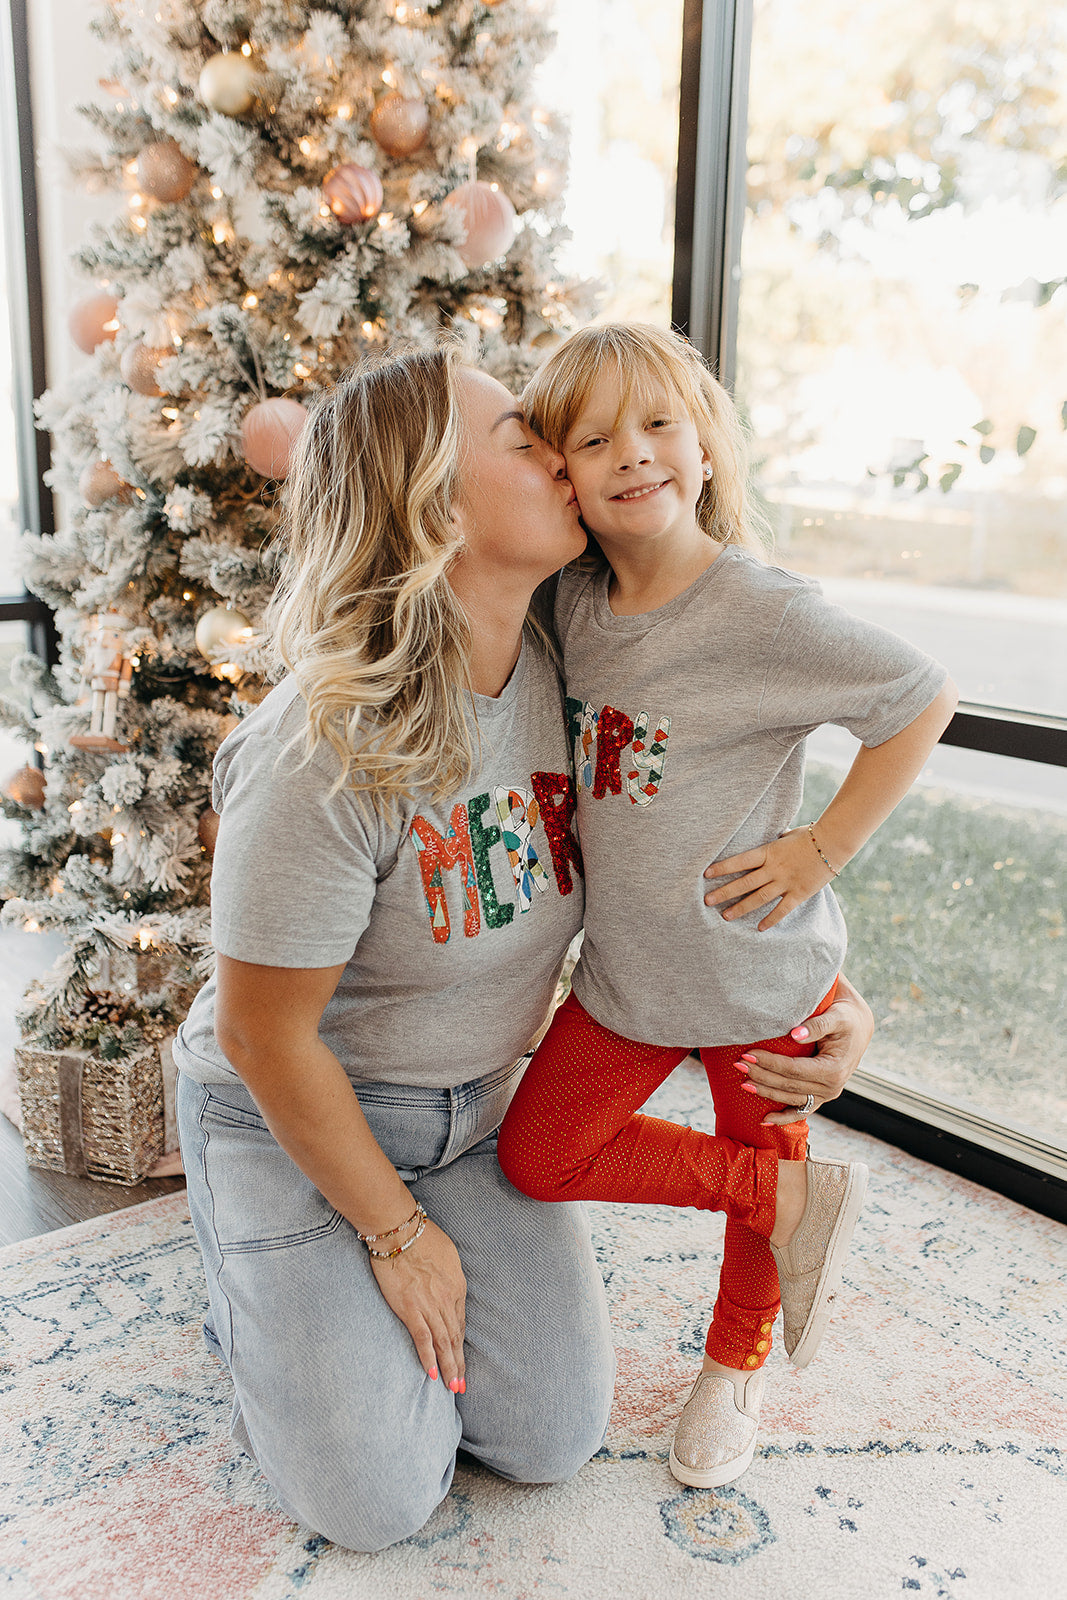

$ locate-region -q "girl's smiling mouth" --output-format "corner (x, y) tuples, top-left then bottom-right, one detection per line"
(612, 479), (669, 502)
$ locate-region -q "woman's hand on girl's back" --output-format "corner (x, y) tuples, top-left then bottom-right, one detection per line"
(368, 1218), (468, 1392)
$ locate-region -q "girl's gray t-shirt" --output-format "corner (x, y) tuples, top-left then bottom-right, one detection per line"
(173, 640), (585, 1090)
(557, 547), (948, 1048)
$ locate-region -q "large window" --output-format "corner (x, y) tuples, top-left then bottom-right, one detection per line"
(729, 0), (1067, 1175)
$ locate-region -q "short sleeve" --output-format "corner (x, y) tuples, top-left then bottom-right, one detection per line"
(759, 584), (948, 747)
(209, 729), (381, 968)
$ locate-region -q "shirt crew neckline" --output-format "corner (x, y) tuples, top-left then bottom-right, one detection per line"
(589, 545), (745, 634)
(470, 634), (529, 720)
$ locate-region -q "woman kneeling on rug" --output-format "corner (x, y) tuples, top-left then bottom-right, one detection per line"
(172, 342), (873, 1552)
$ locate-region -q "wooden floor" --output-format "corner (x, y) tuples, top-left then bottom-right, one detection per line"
(0, 1101), (185, 1249)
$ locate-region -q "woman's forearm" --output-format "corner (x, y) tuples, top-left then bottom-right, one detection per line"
(226, 1034), (418, 1237)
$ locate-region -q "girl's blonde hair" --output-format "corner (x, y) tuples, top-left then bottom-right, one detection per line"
(523, 322), (770, 554)
(266, 342), (479, 805)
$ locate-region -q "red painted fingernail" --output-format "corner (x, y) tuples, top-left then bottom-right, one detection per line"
(791, 1026), (809, 1041)
(740, 1054), (758, 1065)
(428, 1366), (438, 1381)
(732, 1061), (749, 1075)
(459, 1378), (466, 1394)
(741, 1084), (759, 1095)
(449, 1378), (461, 1393)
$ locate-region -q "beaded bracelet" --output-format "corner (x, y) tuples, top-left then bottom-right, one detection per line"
(357, 1201), (426, 1246)
(366, 1217), (427, 1260)
(806, 822), (839, 878)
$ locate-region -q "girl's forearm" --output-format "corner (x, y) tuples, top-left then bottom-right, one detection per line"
(815, 680), (958, 868)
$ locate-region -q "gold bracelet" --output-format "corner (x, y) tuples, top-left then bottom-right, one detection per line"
(366, 1217), (427, 1260)
(807, 822), (838, 878)
(357, 1201), (425, 1245)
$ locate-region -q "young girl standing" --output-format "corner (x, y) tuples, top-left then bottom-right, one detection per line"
(497, 323), (957, 1491)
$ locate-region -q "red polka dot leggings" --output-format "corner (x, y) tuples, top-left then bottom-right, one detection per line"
(497, 981), (838, 1371)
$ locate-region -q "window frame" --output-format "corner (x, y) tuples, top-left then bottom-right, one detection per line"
(672, 0), (1067, 1221)
(1, 0), (57, 665)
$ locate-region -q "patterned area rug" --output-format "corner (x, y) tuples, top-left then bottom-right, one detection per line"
(2, 1065), (1065, 1600)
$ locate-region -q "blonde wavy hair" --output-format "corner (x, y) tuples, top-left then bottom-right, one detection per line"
(523, 321), (771, 556)
(266, 343), (481, 805)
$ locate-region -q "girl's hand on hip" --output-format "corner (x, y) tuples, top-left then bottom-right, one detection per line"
(704, 828), (836, 931)
(369, 1217), (467, 1392)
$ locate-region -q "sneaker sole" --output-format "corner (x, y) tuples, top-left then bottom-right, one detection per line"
(668, 1431), (759, 1490)
(787, 1160), (869, 1370)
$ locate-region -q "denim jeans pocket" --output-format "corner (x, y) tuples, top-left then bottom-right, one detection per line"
(199, 1084), (343, 1255)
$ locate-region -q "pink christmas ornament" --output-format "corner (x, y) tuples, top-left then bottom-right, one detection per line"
(442, 181), (517, 269)
(323, 163), (384, 223)
(241, 397), (309, 478)
(120, 343), (170, 397)
(370, 94), (430, 159)
(79, 459), (130, 507)
(68, 291), (120, 354)
(136, 139), (197, 203)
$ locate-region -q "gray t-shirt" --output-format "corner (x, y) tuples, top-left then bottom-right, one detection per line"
(557, 547), (947, 1048)
(173, 639), (584, 1089)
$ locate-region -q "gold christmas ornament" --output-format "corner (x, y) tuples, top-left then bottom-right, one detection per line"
(443, 180), (517, 268)
(370, 93), (430, 158)
(240, 397), (309, 478)
(4, 764), (46, 810)
(120, 342), (170, 397)
(197, 806), (221, 855)
(194, 604), (253, 658)
(79, 459), (130, 508)
(323, 163), (384, 223)
(135, 139), (197, 202)
(68, 290), (120, 354)
(199, 51), (260, 117)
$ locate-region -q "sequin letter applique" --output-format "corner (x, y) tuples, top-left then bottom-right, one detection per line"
(494, 786), (550, 914)
(409, 805), (481, 943)
(626, 712), (671, 806)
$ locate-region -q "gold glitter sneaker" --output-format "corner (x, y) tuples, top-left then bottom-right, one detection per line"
(770, 1153), (868, 1370)
(668, 1363), (766, 1489)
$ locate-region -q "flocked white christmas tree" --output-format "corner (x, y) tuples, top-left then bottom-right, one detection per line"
(1, 0), (589, 1059)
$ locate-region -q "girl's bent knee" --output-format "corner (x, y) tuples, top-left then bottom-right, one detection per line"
(496, 1126), (566, 1201)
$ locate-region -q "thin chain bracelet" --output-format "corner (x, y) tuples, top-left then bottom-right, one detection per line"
(357, 1201), (426, 1245)
(366, 1217), (427, 1260)
(806, 822), (838, 878)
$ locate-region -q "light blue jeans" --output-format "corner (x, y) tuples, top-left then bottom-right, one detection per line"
(176, 1059), (616, 1552)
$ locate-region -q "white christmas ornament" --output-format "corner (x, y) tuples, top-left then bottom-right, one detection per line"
(194, 605), (253, 658)
(443, 181), (517, 268)
(199, 52), (259, 117)
(241, 398), (309, 478)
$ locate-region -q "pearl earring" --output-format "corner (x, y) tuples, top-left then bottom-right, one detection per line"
(702, 463), (713, 480)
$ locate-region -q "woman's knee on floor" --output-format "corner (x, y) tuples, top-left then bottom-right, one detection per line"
(266, 1437), (455, 1553)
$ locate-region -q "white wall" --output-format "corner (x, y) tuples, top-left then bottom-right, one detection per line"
(26, 0), (114, 392)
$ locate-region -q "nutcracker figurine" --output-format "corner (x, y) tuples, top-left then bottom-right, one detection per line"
(69, 611), (134, 751)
